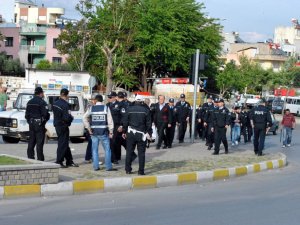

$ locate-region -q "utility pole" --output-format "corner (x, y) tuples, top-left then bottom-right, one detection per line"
(191, 49), (200, 143)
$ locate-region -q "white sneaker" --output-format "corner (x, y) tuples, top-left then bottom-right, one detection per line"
(232, 143), (235, 146)
(235, 141), (239, 145)
(287, 144), (291, 147)
(282, 145), (286, 148)
(99, 161), (103, 165)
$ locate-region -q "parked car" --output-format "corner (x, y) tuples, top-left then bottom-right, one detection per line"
(268, 112), (279, 135)
(0, 90), (86, 143)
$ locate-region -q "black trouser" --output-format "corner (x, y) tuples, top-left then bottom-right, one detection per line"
(166, 123), (176, 147)
(27, 124), (45, 161)
(111, 128), (126, 162)
(157, 122), (168, 147)
(241, 125), (252, 143)
(197, 122), (204, 139)
(125, 132), (146, 174)
(189, 121), (198, 139)
(247, 126), (253, 141)
(178, 121), (187, 142)
(85, 131), (92, 161)
(214, 127), (228, 154)
(207, 123), (215, 147)
(253, 126), (266, 155)
(55, 126), (73, 164)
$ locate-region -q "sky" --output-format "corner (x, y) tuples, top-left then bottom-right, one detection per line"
(1, 0), (300, 42)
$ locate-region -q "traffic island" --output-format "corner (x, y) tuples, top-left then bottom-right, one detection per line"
(0, 152), (287, 199)
(0, 154), (60, 188)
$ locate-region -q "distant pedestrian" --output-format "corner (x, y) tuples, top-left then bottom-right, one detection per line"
(231, 106), (241, 146)
(166, 98), (176, 148)
(83, 94), (117, 171)
(281, 109), (296, 148)
(250, 99), (272, 156)
(153, 95), (172, 149)
(25, 87), (50, 161)
(175, 94), (191, 143)
(240, 107), (252, 143)
(0, 87), (8, 111)
(53, 89), (79, 168)
(211, 99), (230, 155)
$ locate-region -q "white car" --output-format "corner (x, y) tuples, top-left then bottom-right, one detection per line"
(0, 90), (86, 143)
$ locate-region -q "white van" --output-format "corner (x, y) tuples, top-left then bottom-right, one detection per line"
(285, 96), (300, 116)
(0, 90), (86, 143)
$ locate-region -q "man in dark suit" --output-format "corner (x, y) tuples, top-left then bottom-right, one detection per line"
(166, 98), (176, 148)
(153, 95), (172, 149)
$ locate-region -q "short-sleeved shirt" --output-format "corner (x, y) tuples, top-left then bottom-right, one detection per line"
(0, 93), (8, 108)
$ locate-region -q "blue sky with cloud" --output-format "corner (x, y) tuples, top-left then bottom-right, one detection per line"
(1, 0), (300, 42)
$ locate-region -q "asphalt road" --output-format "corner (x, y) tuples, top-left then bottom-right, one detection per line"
(0, 120), (299, 225)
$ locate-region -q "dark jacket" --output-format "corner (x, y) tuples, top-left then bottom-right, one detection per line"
(53, 98), (73, 127)
(106, 101), (122, 127)
(230, 112), (242, 126)
(175, 101), (191, 122)
(212, 107), (231, 128)
(250, 105), (273, 128)
(123, 102), (152, 134)
(25, 95), (50, 126)
(153, 103), (172, 126)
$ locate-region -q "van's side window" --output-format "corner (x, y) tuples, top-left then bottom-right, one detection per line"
(47, 96), (80, 111)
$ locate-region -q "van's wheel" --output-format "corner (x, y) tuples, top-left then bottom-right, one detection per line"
(70, 137), (85, 143)
(2, 136), (20, 144)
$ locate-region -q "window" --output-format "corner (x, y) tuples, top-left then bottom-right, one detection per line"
(5, 37), (13, 47)
(6, 55), (13, 60)
(53, 38), (58, 49)
(52, 57), (62, 64)
(47, 96), (80, 112)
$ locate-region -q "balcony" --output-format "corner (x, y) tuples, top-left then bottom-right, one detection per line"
(20, 26), (47, 36)
(20, 45), (46, 54)
(253, 54), (288, 62)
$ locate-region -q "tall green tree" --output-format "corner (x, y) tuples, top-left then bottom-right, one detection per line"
(135, 0), (223, 91)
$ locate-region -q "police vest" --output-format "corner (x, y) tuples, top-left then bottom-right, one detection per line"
(90, 105), (108, 135)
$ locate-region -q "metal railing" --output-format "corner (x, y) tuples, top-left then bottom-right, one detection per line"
(20, 45), (46, 53)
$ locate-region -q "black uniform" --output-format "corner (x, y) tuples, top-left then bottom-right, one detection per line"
(240, 110), (252, 143)
(196, 106), (204, 139)
(250, 104), (272, 155)
(204, 104), (218, 149)
(212, 106), (231, 154)
(106, 100), (125, 163)
(123, 102), (152, 175)
(53, 98), (74, 165)
(202, 102), (214, 143)
(25, 95), (50, 161)
(166, 103), (176, 148)
(153, 103), (172, 149)
(175, 101), (191, 143)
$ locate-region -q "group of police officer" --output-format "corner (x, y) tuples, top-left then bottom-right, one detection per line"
(25, 87), (273, 175)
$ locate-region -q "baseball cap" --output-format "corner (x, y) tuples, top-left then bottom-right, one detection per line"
(219, 98), (225, 103)
(107, 91), (117, 98)
(180, 94), (185, 98)
(169, 98), (175, 103)
(214, 98), (220, 103)
(117, 92), (125, 98)
(207, 95), (213, 99)
(34, 87), (44, 95)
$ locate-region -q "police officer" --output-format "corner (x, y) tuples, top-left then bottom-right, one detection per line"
(25, 87), (50, 161)
(240, 107), (252, 143)
(212, 99), (230, 155)
(106, 91), (122, 164)
(203, 97), (218, 150)
(175, 94), (191, 143)
(153, 95), (172, 149)
(123, 92), (132, 107)
(166, 98), (176, 148)
(53, 89), (78, 168)
(123, 95), (152, 175)
(250, 99), (272, 156)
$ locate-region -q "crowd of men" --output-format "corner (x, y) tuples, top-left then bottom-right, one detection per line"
(25, 87), (275, 175)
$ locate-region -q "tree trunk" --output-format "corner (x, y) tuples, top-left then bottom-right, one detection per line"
(106, 53), (113, 94)
(142, 64), (148, 92)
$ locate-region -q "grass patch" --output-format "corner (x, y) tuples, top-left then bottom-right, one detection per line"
(0, 156), (29, 165)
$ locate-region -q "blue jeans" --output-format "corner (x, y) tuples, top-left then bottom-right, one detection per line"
(231, 125), (241, 143)
(283, 127), (293, 146)
(91, 135), (112, 170)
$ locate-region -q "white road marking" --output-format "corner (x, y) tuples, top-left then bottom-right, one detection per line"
(78, 206), (136, 213)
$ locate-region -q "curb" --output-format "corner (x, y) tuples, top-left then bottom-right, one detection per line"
(0, 154), (287, 199)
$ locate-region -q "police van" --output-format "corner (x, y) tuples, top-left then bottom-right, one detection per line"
(0, 90), (86, 143)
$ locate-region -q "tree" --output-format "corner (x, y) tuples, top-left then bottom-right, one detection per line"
(0, 31), (4, 47)
(80, 0), (139, 94)
(0, 52), (24, 74)
(135, 0), (223, 91)
(36, 60), (51, 70)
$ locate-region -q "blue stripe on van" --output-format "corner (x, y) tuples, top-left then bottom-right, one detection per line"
(47, 119), (83, 124)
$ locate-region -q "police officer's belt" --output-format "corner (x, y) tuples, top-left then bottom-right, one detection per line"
(128, 126), (148, 141)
